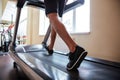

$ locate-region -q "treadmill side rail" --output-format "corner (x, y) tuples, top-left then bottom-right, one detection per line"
(9, 52), (44, 80)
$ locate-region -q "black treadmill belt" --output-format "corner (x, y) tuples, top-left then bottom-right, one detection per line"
(17, 53), (69, 80)
(17, 51), (120, 80)
(30, 51), (68, 71)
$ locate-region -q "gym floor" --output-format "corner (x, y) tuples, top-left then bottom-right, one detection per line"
(0, 53), (30, 80)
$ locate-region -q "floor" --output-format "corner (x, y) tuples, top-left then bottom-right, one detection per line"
(0, 53), (30, 80)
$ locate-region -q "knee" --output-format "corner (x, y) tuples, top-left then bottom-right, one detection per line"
(47, 13), (58, 22)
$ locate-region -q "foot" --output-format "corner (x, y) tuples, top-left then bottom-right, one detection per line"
(44, 46), (54, 55)
(67, 46), (88, 70)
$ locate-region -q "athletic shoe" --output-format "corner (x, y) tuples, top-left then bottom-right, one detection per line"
(44, 46), (54, 55)
(67, 46), (87, 70)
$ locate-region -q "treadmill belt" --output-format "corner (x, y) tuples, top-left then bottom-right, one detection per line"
(30, 51), (68, 72)
(17, 50), (120, 80)
(17, 53), (69, 80)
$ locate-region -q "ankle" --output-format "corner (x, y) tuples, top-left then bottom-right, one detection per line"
(48, 45), (53, 50)
(70, 45), (76, 53)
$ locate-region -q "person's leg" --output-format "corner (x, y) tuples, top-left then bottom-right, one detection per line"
(47, 13), (76, 53)
(48, 24), (56, 50)
(44, 0), (87, 70)
(44, 0), (76, 53)
(47, 13), (87, 70)
(44, 24), (56, 55)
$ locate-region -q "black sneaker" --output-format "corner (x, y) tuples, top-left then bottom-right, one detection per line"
(44, 46), (54, 55)
(67, 46), (87, 70)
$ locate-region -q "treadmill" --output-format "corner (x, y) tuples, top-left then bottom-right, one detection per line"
(9, 0), (120, 80)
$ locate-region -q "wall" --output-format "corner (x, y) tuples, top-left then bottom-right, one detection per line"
(1, 0), (8, 13)
(87, 0), (120, 62)
(0, 0), (2, 19)
(27, 7), (43, 45)
(0, 0), (2, 20)
(27, 0), (120, 62)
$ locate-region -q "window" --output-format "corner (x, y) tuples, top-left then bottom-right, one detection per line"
(1, 1), (27, 44)
(39, 0), (90, 35)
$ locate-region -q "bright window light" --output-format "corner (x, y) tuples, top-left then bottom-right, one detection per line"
(39, 0), (90, 35)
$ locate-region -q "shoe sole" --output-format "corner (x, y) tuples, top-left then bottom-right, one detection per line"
(67, 51), (88, 70)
